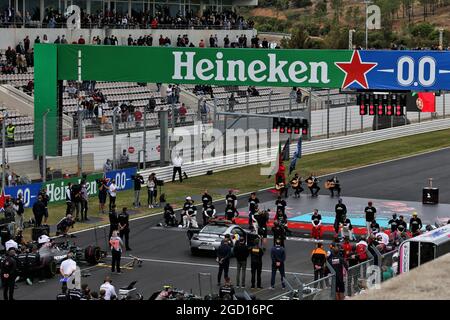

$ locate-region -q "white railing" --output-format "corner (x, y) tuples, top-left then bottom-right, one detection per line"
(139, 117), (450, 181)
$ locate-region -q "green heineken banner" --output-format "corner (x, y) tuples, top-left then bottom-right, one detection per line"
(34, 45), (450, 156)
(43, 173), (103, 203)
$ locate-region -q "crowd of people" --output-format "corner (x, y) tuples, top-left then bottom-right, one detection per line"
(1, 6), (254, 30)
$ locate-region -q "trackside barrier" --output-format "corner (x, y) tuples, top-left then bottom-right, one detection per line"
(371, 245), (400, 281)
(139, 117), (450, 181)
(344, 248), (375, 297)
(272, 261), (336, 300)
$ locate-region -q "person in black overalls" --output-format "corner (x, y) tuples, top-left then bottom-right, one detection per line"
(118, 207), (131, 251)
(108, 204), (119, 239)
(1, 247), (17, 301)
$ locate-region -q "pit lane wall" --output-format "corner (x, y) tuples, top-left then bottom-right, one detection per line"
(4, 167), (137, 208)
(351, 253), (450, 300)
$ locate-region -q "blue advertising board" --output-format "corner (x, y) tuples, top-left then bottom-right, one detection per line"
(4, 167), (137, 208)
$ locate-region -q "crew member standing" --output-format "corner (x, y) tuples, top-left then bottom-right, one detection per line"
(234, 237), (249, 288)
(132, 173), (145, 208)
(225, 189), (237, 210)
(270, 239), (286, 289)
(248, 192), (260, 227)
(272, 220), (286, 247)
(39, 187), (50, 224)
(109, 230), (124, 274)
(250, 241), (264, 289)
(118, 207), (131, 251)
(171, 153), (183, 182)
(328, 247), (348, 300)
(80, 180), (89, 221)
(216, 237), (232, 286)
(334, 199), (347, 234)
(203, 201), (216, 225)
(275, 196), (287, 216)
(1, 247), (17, 300)
(364, 201), (377, 236)
(311, 243), (327, 283)
(32, 195), (46, 227)
(65, 183), (74, 215)
(108, 204), (119, 239)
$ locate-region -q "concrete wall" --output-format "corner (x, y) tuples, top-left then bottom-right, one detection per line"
(0, 28), (256, 49)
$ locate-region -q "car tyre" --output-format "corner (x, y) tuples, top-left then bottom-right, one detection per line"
(84, 245), (102, 265)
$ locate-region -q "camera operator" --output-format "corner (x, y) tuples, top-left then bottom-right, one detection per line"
(56, 214), (75, 237)
(118, 207), (131, 251)
(32, 195), (46, 227)
(132, 173), (145, 208)
(163, 203), (177, 227)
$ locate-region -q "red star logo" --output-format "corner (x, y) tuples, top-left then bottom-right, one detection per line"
(335, 51), (377, 89)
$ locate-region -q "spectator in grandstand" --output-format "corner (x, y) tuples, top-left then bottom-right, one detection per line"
(199, 98), (210, 123)
(364, 201), (377, 236)
(270, 239), (286, 289)
(34, 36), (40, 44)
(99, 276), (117, 300)
(179, 103), (187, 125)
(224, 35), (230, 48)
(23, 36), (30, 52)
(217, 235), (232, 286)
(42, 34), (49, 44)
(199, 39), (205, 48)
(6, 122), (15, 146)
(228, 93), (237, 112)
(147, 173), (158, 208)
(311, 243), (327, 283)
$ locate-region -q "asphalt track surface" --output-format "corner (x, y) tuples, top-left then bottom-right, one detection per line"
(13, 147), (450, 300)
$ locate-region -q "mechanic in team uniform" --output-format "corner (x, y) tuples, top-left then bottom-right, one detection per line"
(118, 207), (131, 251)
(182, 197), (198, 228)
(311, 243), (327, 282)
(248, 192), (260, 227)
(225, 190), (237, 210)
(1, 247), (17, 300)
(328, 247), (348, 300)
(250, 242), (264, 289)
(163, 203), (177, 227)
(275, 196), (287, 216)
(203, 201), (216, 225)
(108, 204), (119, 238)
(334, 198), (347, 234)
(409, 212), (423, 236)
(364, 201), (377, 236)
(39, 187), (50, 224)
(201, 190), (213, 225)
(16, 245), (40, 285)
(311, 209), (322, 240)
(252, 208), (268, 247)
(224, 202), (239, 222)
(272, 220), (286, 247)
(56, 214), (75, 237)
(219, 277), (235, 300)
(388, 214), (399, 233)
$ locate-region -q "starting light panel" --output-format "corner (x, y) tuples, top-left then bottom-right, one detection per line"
(358, 92), (407, 116)
(273, 117), (309, 135)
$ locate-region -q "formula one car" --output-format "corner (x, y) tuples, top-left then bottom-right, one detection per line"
(1, 240), (106, 279)
(187, 220), (260, 255)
